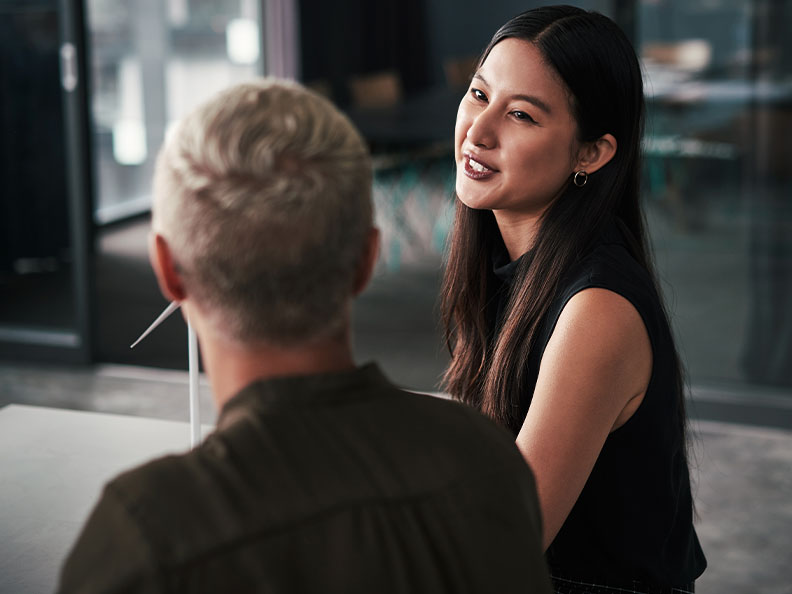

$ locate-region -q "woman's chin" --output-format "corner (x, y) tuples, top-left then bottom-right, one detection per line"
(456, 182), (491, 211)
(456, 191), (494, 212)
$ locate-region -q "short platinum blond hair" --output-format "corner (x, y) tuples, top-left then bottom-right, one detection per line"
(152, 78), (373, 345)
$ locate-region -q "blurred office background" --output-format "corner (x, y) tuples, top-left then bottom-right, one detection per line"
(1, 0), (791, 411)
(2, 3), (792, 593)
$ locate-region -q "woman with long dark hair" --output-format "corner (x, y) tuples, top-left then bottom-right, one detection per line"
(441, 6), (706, 593)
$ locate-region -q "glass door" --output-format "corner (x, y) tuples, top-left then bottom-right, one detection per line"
(0, 0), (93, 362)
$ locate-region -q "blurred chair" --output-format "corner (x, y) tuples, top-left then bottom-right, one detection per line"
(643, 40), (712, 73)
(348, 70), (402, 109)
(305, 78), (333, 101)
(443, 55), (478, 89)
(642, 40), (719, 230)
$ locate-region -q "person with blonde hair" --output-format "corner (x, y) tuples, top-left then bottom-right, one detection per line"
(57, 78), (551, 594)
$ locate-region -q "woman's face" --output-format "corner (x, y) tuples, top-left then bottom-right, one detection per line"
(454, 38), (581, 219)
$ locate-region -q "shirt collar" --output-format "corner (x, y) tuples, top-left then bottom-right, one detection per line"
(217, 362), (391, 431)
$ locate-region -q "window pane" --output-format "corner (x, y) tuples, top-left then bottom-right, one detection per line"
(87, 0), (262, 224)
(639, 1), (792, 388)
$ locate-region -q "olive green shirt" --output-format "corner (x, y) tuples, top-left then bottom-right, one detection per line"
(58, 364), (550, 593)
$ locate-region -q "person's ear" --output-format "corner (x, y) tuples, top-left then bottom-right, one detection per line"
(352, 227), (380, 296)
(148, 232), (187, 302)
(575, 133), (617, 175)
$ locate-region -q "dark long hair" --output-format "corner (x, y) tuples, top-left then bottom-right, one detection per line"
(441, 6), (688, 449)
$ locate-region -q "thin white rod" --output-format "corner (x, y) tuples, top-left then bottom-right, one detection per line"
(129, 301), (181, 349)
(188, 323), (201, 448)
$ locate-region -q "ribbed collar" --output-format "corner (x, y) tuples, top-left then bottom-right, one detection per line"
(492, 244), (535, 285)
(217, 363), (390, 431)
(492, 217), (627, 285)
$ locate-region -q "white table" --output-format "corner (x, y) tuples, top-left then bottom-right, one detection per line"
(0, 404), (210, 594)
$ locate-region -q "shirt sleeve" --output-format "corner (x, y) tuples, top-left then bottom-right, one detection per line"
(56, 483), (162, 594)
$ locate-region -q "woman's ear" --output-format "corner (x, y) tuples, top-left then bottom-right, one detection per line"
(149, 232), (187, 302)
(575, 133), (617, 175)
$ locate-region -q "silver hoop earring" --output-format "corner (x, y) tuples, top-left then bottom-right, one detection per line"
(573, 170), (588, 187)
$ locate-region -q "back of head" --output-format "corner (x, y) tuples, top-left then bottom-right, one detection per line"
(153, 78), (373, 346)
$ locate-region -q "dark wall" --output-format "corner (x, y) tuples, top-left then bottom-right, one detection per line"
(299, 0), (432, 105)
(422, 0), (526, 85)
(423, 0), (614, 85)
(299, 0), (614, 101)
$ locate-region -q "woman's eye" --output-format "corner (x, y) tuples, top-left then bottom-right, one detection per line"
(471, 88), (487, 102)
(511, 110), (536, 123)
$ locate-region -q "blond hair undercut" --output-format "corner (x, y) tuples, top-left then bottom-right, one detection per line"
(153, 78), (373, 345)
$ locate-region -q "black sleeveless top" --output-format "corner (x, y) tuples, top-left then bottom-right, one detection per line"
(491, 221), (707, 587)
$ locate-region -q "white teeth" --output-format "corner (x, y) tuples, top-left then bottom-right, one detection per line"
(468, 157), (491, 172)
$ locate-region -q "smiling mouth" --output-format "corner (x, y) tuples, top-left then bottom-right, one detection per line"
(463, 154), (497, 180)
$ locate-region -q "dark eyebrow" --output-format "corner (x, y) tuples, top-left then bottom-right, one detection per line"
(473, 73), (552, 114)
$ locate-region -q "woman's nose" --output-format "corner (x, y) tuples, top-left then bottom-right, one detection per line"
(466, 107), (497, 149)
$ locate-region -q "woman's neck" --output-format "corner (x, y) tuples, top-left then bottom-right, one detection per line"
(493, 210), (542, 261)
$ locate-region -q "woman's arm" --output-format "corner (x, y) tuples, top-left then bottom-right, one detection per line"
(515, 287), (652, 550)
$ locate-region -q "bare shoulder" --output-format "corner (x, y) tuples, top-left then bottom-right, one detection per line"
(537, 286), (652, 430)
(545, 287), (651, 394)
(557, 287), (647, 343)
